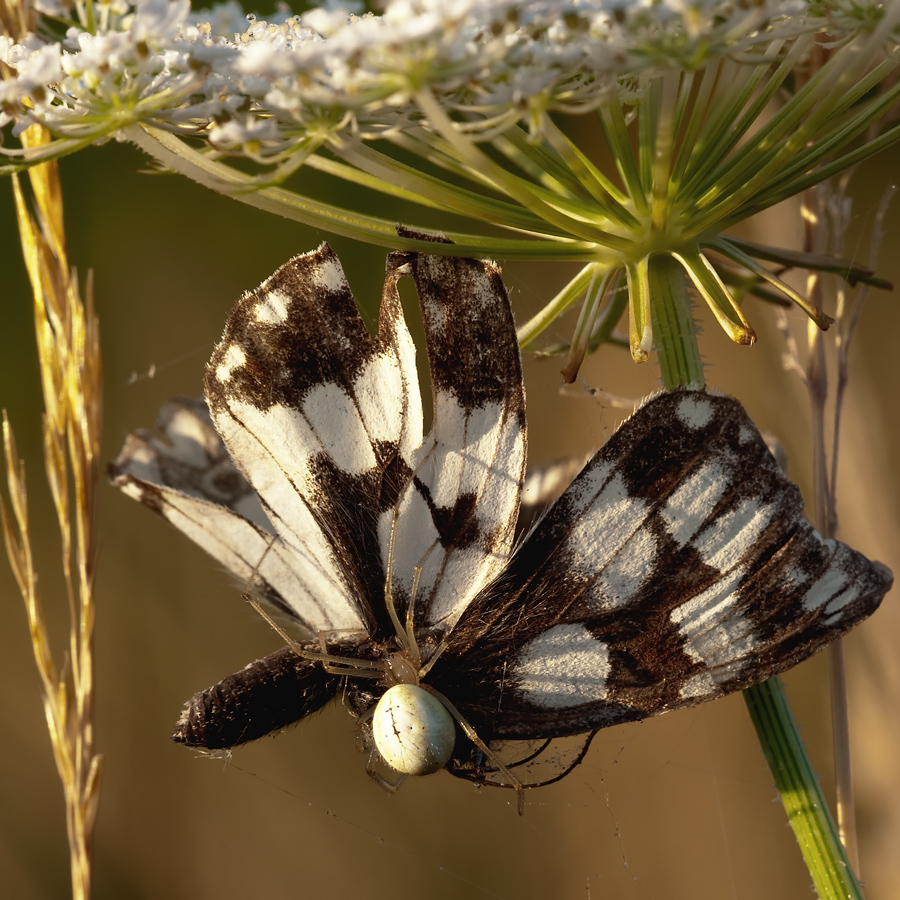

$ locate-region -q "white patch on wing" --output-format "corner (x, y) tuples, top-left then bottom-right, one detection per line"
(309, 255), (348, 293)
(461, 411), (524, 531)
(427, 396), (521, 507)
(215, 344), (246, 383)
(224, 399), (315, 484)
(250, 533), (364, 632)
(115, 478), (152, 506)
(419, 545), (492, 628)
(514, 624), (611, 708)
(568, 473), (650, 574)
(380, 490), (441, 598)
(592, 526), (657, 609)
(679, 671), (717, 699)
(388, 390), (524, 631)
(676, 395), (714, 429)
(694, 497), (774, 571)
(661, 457), (730, 547)
(352, 352), (403, 446)
(116, 443), (161, 485)
(802, 544), (862, 623)
(824, 585), (863, 624)
(211, 399), (368, 600)
(161, 406), (219, 468)
(680, 660), (746, 695)
(802, 542), (846, 608)
(302, 382), (377, 475)
(564, 460), (614, 517)
(471, 267), (499, 310)
(191, 399), (371, 628)
(428, 394), (473, 507)
(128, 481), (364, 631)
(254, 289), (290, 324)
(670, 567), (757, 675)
(230, 492), (270, 526)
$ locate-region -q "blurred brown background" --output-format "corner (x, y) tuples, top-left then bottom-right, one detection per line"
(0, 125), (898, 898)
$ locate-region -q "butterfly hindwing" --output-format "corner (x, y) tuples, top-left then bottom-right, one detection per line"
(108, 398), (357, 630)
(432, 390), (892, 740)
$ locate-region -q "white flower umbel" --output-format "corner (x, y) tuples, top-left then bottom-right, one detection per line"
(2, 0), (899, 373)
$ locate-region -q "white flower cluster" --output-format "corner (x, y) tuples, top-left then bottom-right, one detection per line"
(0, 0), (892, 161)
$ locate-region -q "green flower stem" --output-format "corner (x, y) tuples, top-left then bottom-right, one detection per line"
(599, 102), (649, 218)
(651, 255), (863, 899)
(413, 88), (610, 245)
(538, 116), (638, 225)
(330, 145), (557, 233)
(744, 679), (865, 900)
(124, 124), (599, 259)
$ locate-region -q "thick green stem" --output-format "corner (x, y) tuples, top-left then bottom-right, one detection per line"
(650, 256), (864, 900)
(648, 255), (704, 388)
(744, 680), (865, 900)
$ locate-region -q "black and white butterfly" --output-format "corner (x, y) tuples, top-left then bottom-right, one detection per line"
(109, 236), (891, 799)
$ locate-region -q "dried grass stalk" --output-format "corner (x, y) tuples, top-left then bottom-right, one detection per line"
(1, 120), (103, 900)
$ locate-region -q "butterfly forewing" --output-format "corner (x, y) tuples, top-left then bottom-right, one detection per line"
(431, 390), (892, 740)
(384, 249), (527, 635)
(204, 245), (423, 635)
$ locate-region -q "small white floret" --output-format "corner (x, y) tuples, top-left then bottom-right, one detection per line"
(372, 684), (455, 776)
